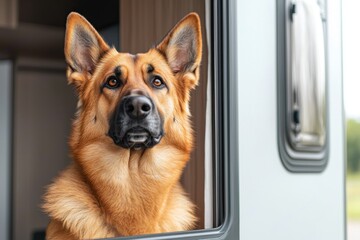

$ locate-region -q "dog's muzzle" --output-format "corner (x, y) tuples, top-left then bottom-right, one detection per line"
(108, 95), (163, 149)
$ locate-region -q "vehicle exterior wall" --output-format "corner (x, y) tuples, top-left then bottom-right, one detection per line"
(236, 0), (345, 239)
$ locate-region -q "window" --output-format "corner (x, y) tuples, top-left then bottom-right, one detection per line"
(1, 0), (239, 239)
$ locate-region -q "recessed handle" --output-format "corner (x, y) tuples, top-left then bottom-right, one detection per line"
(287, 0), (326, 151)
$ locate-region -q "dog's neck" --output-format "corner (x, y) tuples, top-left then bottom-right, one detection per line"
(71, 135), (190, 235)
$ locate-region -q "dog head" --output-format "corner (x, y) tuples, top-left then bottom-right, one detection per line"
(65, 12), (202, 151)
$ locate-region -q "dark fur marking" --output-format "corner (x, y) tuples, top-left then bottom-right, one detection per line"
(147, 64), (154, 73)
(114, 66), (122, 77)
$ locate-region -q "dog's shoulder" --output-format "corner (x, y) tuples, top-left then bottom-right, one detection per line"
(43, 164), (92, 215)
(158, 183), (197, 231)
(43, 164), (117, 238)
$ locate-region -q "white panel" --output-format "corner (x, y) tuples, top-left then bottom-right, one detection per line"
(0, 61), (12, 240)
(237, 0), (345, 239)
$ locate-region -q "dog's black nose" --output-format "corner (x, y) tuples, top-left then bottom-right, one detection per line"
(125, 96), (152, 119)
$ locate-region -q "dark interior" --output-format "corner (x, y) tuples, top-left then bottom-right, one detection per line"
(19, 0), (119, 29)
(0, 0), (119, 59)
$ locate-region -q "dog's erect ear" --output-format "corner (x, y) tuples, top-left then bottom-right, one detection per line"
(65, 12), (110, 75)
(157, 13), (202, 77)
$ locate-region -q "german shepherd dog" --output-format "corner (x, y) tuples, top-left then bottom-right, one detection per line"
(43, 11), (202, 239)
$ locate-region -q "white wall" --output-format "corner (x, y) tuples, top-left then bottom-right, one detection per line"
(237, 0), (345, 239)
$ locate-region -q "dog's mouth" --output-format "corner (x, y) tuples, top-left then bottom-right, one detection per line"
(127, 130), (149, 144)
(125, 127), (162, 149)
(110, 126), (163, 150)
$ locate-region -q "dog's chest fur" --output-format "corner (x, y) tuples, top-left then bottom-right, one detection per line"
(43, 149), (196, 238)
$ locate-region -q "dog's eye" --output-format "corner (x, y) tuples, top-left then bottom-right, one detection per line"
(151, 76), (166, 89)
(105, 76), (121, 89)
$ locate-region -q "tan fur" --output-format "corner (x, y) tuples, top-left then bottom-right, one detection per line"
(43, 12), (202, 239)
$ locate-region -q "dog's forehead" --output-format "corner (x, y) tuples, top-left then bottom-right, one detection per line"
(107, 50), (170, 75)
(96, 50), (173, 89)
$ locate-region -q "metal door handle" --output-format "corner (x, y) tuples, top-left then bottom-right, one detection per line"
(287, 0), (326, 151)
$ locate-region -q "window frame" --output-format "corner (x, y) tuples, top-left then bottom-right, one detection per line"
(109, 0), (239, 239)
